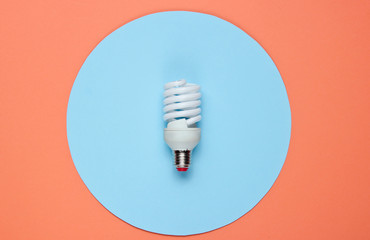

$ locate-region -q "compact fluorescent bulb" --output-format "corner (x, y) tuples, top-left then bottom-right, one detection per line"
(163, 79), (201, 172)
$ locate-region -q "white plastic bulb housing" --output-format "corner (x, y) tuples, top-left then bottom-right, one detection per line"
(164, 119), (200, 151)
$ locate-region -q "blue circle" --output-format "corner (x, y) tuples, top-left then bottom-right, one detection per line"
(67, 11), (291, 235)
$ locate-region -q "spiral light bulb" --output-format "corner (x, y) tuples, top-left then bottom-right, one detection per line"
(163, 79), (201, 172)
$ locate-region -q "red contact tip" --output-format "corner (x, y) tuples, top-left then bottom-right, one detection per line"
(177, 168), (188, 172)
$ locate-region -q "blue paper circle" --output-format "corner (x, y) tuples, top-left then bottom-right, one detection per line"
(67, 11), (291, 235)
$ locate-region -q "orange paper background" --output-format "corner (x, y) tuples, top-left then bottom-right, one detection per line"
(1, 0), (369, 239)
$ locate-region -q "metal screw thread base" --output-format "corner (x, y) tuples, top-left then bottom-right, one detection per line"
(174, 150), (191, 169)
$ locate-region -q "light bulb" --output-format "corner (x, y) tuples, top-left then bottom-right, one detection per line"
(163, 79), (201, 172)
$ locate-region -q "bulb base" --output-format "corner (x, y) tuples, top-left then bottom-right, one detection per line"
(174, 150), (191, 171)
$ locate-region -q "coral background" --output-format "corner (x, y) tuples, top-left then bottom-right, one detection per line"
(1, 0), (369, 239)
